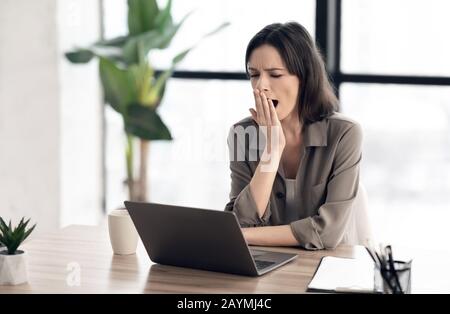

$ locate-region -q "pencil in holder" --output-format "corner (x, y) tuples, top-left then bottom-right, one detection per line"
(374, 260), (412, 294)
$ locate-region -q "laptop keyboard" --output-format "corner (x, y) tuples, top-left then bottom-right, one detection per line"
(254, 260), (276, 270)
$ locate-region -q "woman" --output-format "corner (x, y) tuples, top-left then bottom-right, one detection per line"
(225, 22), (364, 250)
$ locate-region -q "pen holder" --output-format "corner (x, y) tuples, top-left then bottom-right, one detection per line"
(374, 260), (412, 294)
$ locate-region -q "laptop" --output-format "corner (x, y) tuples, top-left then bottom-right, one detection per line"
(124, 201), (298, 276)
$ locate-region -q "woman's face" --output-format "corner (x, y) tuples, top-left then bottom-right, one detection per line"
(247, 44), (300, 121)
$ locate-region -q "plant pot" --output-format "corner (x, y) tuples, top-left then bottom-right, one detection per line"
(0, 250), (28, 285)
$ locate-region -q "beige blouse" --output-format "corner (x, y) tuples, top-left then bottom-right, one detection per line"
(224, 113), (363, 250)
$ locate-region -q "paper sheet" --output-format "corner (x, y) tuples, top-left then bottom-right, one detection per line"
(308, 256), (377, 293)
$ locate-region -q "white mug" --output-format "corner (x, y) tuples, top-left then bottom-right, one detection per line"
(108, 208), (138, 255)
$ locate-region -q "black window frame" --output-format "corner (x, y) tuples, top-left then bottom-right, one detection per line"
(165, 0), (450, 87)
(100, 0), (450, 212)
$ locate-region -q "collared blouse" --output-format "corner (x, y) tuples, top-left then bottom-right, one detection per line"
(225, 113), (363, 250)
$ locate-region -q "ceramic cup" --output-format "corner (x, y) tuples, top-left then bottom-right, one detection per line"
(108, 208), (138, 255)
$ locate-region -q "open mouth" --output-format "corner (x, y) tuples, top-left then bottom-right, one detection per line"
(269, 99), (279, 108)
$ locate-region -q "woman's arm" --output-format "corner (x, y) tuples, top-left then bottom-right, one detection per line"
(248, 90), (285, 218)
(242, 122), (363, 250)
(242, 225), (299, 246)
(225, 89), (285, 224)
(249, 149), (282, 218)
(290, 123), (363, 250)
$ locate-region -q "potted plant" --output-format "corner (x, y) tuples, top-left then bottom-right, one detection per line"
(65, 0), (229, 202)
(0, 217), (36, 285)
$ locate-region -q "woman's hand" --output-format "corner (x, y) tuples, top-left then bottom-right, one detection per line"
(249, 89), (286, 160)
(246, 89), (285, 214)
(242, 226), (299, 246)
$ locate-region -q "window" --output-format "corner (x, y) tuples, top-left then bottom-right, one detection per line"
(336, 1), (450, 250)
(106, 79), (254, 210)
(102, 0), (315, 211)
(341, 0), (450, 76)
(102, 0), (450, 252)
(149, 0), (315, 71)
(103, 0), (315, 71)
(340, 83), (450, 249)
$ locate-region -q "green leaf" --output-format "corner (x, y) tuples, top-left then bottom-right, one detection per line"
(94, 36), (128, 47)
(128, 62), (155, 106)
(65, 46), (126, 65)
(8, 242), (19, 255)
(203, 21), (231, 38)
(157, 10), (193, 50)
(141, 41), (205, 108)
(127, 0), (159, 36)
(99, 57), (136, 113)
(185, 21), (230, 54)
(91, 46), (126, 64)
(0, 217), (8, 234)
(163, 21), (230, 71)
(144, 20), (230, 99)
(65, 49), (94, 63)
(155, 82), (167, 108)
(123, 10), (193, 64)
(172, 48), (190, 65)
(124, 104), (172, 140)
(154, 0), (173, 33)
(146, 68), (173, 105)
(123, 29), (163, 64)
(23, 224), (36, 243)
(142, 21), (227, 104)
(0, 217), (36, 254)
(14, 218), (28, 236)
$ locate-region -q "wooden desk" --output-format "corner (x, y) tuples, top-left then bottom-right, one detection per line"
(0, 225), (448, 293)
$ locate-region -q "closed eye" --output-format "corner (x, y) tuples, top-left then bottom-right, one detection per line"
(249, 74), (282, 78)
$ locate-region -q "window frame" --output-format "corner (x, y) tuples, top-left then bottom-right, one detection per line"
(164, 1), (450, 94)
(99, 0), (450, 212)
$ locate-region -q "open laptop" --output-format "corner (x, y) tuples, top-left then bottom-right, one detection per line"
(124, 201), (298, 276)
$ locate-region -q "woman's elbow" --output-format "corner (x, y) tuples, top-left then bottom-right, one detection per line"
(321, 236), (341, 250)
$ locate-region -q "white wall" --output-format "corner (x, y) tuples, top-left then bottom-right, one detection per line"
(0, 0), (102, 234)
(0, 0), (61, 232)
(57, 0), (102, 227)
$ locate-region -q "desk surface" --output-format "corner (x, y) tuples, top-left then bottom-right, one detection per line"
(0, 225), (449, 293)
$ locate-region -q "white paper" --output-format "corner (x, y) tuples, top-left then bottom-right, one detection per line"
(308, 256), (376, 293)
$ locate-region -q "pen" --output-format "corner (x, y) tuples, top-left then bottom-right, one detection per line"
(366, 240), (383, 268)
(379, 243), (387, 266)
(367, 241), (399, 294)
(373, 242), (398, 294)
(365, 246), (380, 268)
(385, 245), (403, 294)
(374, 251), (384, 268)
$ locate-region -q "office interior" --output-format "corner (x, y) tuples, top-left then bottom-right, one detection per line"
(1, 0), (450, 294)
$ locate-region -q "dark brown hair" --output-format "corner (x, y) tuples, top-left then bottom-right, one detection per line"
(245, 22), (338, 125)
